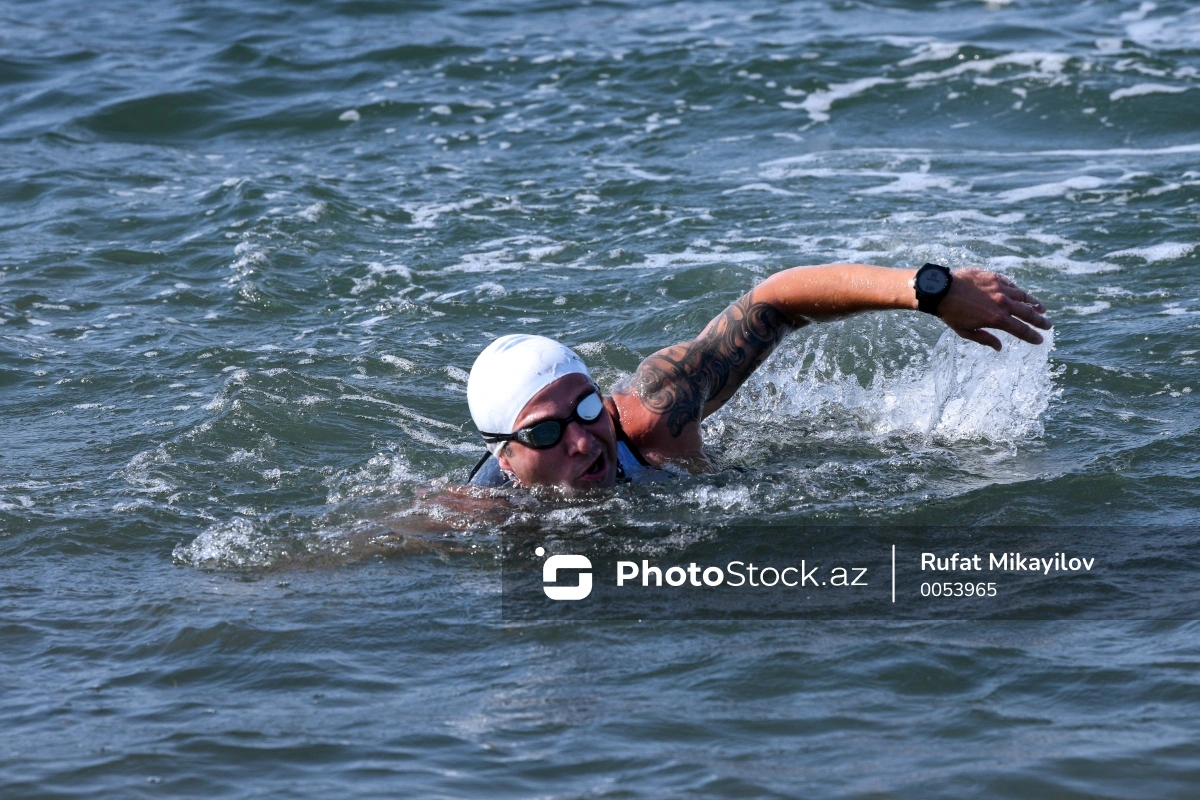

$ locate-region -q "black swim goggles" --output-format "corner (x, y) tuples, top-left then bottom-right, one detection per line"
(479, 387), (606, 449)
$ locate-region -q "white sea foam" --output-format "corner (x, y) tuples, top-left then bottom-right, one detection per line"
(723, 183), (796, 196)
(906, 51), (1070, 88)
(295, 202), (326, 223)
(935, 210), (1025, 224)
(755, 147), (1197, 207)
(792, 45), (1075, 125)
(855, 170), (968, 196)
(679, 485), (755, 513)
(473, 282), (507, 299)
(996, 175), (1107, 203)
(1161, 304), (1199, 316)
(990, 253), (1120, 274)
(227, 448), (260, 464)
(1066, 301), (1111, 316)
(1110, 83), (1189, 101)
(1107, 242), (1195, 262)
(325, 452), (426, 504)
(352, 315), (390, 328)
(119, 448), (177, 502)
(1125, 5), (1200, 49)
(229, 242), (268, 285)
(0, 495), (34, 511)
(630, 249), (770, 271)
(1121, 1), (1157, 24)
(801, 77), (892, 123)
(404, 196), (486, 229)
(367, 261), (413, 280)
(898, 41), (962, 67)
(605, 162), (671, 182)
(763, 144), (1200, 165)
(442, 249), (526, 274)
(526, 244), (567, 260)
(380, 354), (416, 372)
(395, 422), (479, 455)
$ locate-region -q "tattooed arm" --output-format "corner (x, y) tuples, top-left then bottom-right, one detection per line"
(609, 292), (794, 468)
(610, 263), (1051, 468)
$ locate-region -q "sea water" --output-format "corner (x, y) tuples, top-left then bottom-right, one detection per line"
(3, 0), (1199, 796)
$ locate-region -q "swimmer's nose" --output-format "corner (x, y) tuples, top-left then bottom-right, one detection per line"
(562, 420), (592, 455)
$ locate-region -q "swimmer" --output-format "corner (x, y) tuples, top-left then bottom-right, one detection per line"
(466, 263), (1051, 491)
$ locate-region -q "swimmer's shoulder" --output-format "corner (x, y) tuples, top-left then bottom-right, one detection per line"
(607, 391), (711, 473)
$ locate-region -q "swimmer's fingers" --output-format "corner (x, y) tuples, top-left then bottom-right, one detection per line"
(1003, 292), (1053, 331)
(944, 268), (1054, 348)
(950, 325), (1002, 352)
(1001, 283), (1051, 323)
(993, 311), (1046, 346)
(953, 309), (1044, 350)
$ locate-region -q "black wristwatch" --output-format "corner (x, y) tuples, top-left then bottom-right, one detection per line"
(913, 262), (953, 316)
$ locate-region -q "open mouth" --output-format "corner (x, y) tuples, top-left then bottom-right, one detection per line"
(580, 451), (607, 480)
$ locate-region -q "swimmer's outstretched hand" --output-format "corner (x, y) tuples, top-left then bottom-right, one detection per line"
(938, 267), (1052, 351)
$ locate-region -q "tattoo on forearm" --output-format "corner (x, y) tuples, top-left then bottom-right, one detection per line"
(619, 297), (798, 437)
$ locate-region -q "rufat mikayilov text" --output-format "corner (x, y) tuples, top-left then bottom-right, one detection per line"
(616, 560), (869, 589)
(922, 552), (1096, 575)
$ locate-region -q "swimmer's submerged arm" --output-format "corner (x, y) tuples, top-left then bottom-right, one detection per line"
(612, 263), (1052, 458)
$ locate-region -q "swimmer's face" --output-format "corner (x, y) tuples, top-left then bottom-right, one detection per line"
(496, 373), (619, 491)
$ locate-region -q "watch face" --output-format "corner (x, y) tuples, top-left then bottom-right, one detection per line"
(916, 268), (949, 294)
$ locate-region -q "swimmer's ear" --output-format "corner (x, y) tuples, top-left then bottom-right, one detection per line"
(495, 443), (513, 473)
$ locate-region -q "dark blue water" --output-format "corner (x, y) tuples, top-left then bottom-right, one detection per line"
(3, 0), (1199, 796)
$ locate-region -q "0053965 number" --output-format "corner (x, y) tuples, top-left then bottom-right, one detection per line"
(919, 582), (997, 598)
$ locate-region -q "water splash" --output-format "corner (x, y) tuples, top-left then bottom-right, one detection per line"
(930, 326), (1057, 442)
(710, 317), (1057, 453)
(172, 516), (285, 570)
(171, 515), (353, 571)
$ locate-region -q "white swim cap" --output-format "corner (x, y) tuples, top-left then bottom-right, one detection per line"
(468, 334), (591, 453)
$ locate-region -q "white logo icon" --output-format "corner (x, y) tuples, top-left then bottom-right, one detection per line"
(537, 546), (593, 601)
